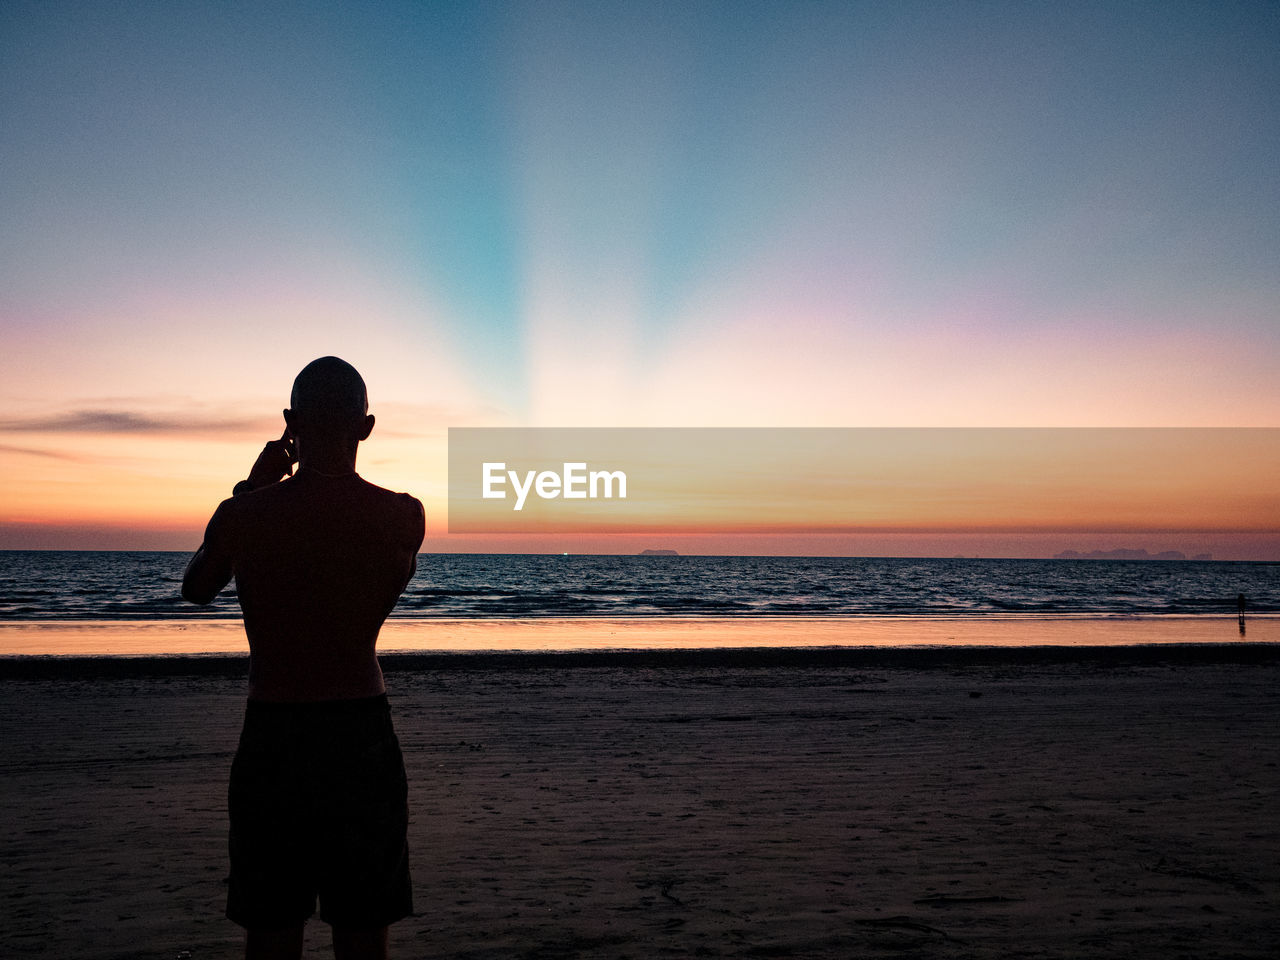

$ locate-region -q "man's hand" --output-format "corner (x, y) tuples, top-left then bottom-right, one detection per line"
(246, 428), (298, 489)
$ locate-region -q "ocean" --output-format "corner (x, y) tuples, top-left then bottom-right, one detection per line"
(1, 550), (1275, 620)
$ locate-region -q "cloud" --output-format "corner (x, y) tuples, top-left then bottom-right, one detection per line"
(0, 409), (272, 435)
(0, 443), (85, 461)
(0, 400), (510, 438)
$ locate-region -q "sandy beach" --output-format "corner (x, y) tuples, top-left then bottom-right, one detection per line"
(2, 645), (1278, 959)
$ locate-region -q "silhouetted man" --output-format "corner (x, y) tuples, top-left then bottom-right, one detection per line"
(183, 357), (424, 960)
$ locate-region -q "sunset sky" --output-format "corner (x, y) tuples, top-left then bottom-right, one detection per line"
(2, 1), (1278, 555)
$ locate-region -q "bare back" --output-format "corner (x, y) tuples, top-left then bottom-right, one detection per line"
(207, 471), (424, 701)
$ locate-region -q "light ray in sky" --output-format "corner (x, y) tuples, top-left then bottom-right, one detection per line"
(1, 1), (1278, 550)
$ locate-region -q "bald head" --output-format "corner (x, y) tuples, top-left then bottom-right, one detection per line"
(287, 357), (371, 440)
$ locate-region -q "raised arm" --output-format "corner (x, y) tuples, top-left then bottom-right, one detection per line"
(182, 428), (295, 605)
(182, 499), (235, 605)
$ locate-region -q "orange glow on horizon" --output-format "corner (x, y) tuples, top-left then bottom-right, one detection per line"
(4, 428), (1279, 559)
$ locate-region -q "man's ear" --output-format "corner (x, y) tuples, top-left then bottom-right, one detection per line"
(359, 414), (375, 441)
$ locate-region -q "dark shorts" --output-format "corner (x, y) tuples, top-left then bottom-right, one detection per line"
(226, 694), (412, 930)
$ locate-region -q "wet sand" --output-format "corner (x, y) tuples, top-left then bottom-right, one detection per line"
(2, 646), (1278, 958)
(0, 612), (1274, 656)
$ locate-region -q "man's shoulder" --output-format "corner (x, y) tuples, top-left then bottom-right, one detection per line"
(198, 494), (246, 549)
(355, 479), (425, 534)
(209, 494), (242, 524)
(357, 477), (422, 508)
(227, 480), (290, 515)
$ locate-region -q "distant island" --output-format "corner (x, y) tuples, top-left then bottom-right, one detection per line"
(1054, 549), (1212, 561)
(638, 549), (679, 556)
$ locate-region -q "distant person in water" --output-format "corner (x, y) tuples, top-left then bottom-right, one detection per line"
(182, 356), (425, 960)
